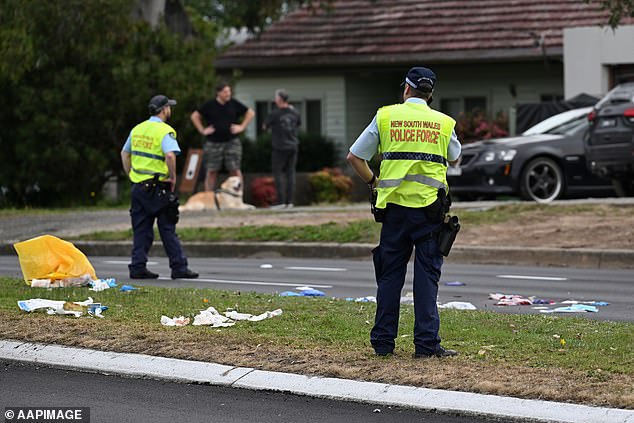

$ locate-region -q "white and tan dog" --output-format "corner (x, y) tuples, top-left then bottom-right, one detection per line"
(179, 176), (255, 212)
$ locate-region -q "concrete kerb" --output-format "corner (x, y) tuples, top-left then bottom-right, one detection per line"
(1, 340), (632, 423)
(2, 241), (632, 270)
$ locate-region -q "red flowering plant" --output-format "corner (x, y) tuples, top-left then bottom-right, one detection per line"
(456, 110), (509, 145)
(250, 176), (278, 208)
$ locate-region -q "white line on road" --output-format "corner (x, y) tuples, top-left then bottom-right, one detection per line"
(103, 260), (159, 265)
(496, 274), (568, 281)
(159, 277), (333, 289)
(284, 266), (347, 272)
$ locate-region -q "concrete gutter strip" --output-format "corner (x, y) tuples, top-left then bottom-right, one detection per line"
(1, 340), (632, 423)
(2, 241), (632, 270)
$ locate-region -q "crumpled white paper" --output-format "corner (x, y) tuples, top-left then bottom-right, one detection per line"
(225, 309), (283, 322)
(192, 307), (235, 327)
(160, 315), (191, 326)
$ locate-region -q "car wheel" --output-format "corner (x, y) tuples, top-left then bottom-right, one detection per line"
(519, 157), (564, 203)
(611, 178), (634, 197)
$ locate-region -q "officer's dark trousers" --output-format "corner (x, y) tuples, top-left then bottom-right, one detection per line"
(371, 204), (443, 355)
(129, 184), (188, 274)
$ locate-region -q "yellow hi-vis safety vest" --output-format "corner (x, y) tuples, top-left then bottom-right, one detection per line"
(375, 101), (455, 209)
(128, 120), (176, 183)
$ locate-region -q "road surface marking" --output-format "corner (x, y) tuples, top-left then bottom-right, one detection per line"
(159, 277), (332, 289)
(496, 274), (568, 281)
(284, 266), (347, 272)
(104, 260), (158, 265)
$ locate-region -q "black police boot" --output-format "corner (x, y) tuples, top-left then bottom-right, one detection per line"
(413, 346), (458, 359)
(171, 269), (199, 279)
(129, 269), (159, 279)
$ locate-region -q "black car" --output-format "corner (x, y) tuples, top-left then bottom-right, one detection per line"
(585, 82), (634, 196)
(448, 108), (612, 202)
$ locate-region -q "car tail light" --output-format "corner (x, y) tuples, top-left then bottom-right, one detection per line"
(625, 108), (634, 123)
(587, 111), (596, 122)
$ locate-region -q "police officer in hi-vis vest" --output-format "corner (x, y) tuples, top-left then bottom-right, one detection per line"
(121, 95), (198, 280)
(347, 67), (461, 358)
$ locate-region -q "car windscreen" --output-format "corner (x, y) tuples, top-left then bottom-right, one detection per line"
(544, 115), (588, 135)
(595, 83), (634, 109)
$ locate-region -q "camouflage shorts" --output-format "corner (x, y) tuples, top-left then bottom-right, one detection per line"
(203, 138), (242, 171)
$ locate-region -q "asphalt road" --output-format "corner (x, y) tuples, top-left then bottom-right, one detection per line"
(0, 360), (499, 423)
(2, 255), (632, 321)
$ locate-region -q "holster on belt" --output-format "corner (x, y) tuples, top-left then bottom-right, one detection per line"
(437, 215), (460, 256)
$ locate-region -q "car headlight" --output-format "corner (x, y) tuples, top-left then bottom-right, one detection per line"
(483, 149), (516, 162)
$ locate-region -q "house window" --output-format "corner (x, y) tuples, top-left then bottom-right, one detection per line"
(440, 98), (461, 118)
(256, 99), (322, 137)
(440, 97), (487, 116)
(464, 96), (487, 113)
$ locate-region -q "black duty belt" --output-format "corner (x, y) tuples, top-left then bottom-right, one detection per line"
(137, 180), (170, 192)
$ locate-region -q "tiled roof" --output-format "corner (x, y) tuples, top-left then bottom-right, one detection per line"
(215, 0), (623, 69)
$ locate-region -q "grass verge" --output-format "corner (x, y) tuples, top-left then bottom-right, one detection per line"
(1, 277), (632, 409)
(74, 203), (628, 243)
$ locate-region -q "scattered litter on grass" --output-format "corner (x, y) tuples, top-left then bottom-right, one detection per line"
(160, 315), (190, 326)
(344, 296), (377, 303)
(225, 309), (282, 321)
(444, 281), (465, 286)
(165, 306), (283, 327)
(280, 291), (302, 297)
(90, 278), (118, 292)
(119, 285), (138, 292)
(17, 297), (100, 318)
(31, 274), (93, 289)
(438, 301), (477, 310)
(193, 307), (234, 327)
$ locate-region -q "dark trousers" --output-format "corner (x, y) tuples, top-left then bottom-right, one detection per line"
(272, 148), (297, 205)
(129, 183), (188, 273)
(370, 204), (443, 355)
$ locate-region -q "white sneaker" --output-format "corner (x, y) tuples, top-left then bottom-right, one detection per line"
(269, 204), (286, 210)
(285, 203), (294, 209)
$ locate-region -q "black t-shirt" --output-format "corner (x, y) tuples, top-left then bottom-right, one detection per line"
(264, 107), (301, 150)
(197, 98), (248, 143)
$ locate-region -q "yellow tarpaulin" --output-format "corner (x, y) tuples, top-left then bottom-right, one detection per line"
(13, 235), (97, 284)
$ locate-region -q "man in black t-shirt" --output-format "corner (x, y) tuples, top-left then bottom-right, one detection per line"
(263, 89), (301, 208)
(191, 82), (255, 191)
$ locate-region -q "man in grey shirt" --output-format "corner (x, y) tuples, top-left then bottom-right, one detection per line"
(264, 89), (301, 208)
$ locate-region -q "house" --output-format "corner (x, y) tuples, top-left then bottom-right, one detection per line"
(215, 0), (633, 151)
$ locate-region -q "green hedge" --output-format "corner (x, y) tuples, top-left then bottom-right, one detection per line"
(242, 132), (340, 173)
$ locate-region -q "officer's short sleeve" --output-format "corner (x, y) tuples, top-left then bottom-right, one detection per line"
(162, 133), (181, 155)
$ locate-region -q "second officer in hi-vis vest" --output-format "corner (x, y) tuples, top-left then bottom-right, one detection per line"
(121, 94), (198, 280)
(347, 67), (462, 358)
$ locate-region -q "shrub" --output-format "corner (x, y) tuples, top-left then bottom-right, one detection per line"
(456, 110), (509, 144)
(250, 176), (277, 207)
(242, 132), (339, 173)
(308, 167), (353, 204)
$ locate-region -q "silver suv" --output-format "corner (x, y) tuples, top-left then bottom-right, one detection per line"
(586, 82), (634, 196)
